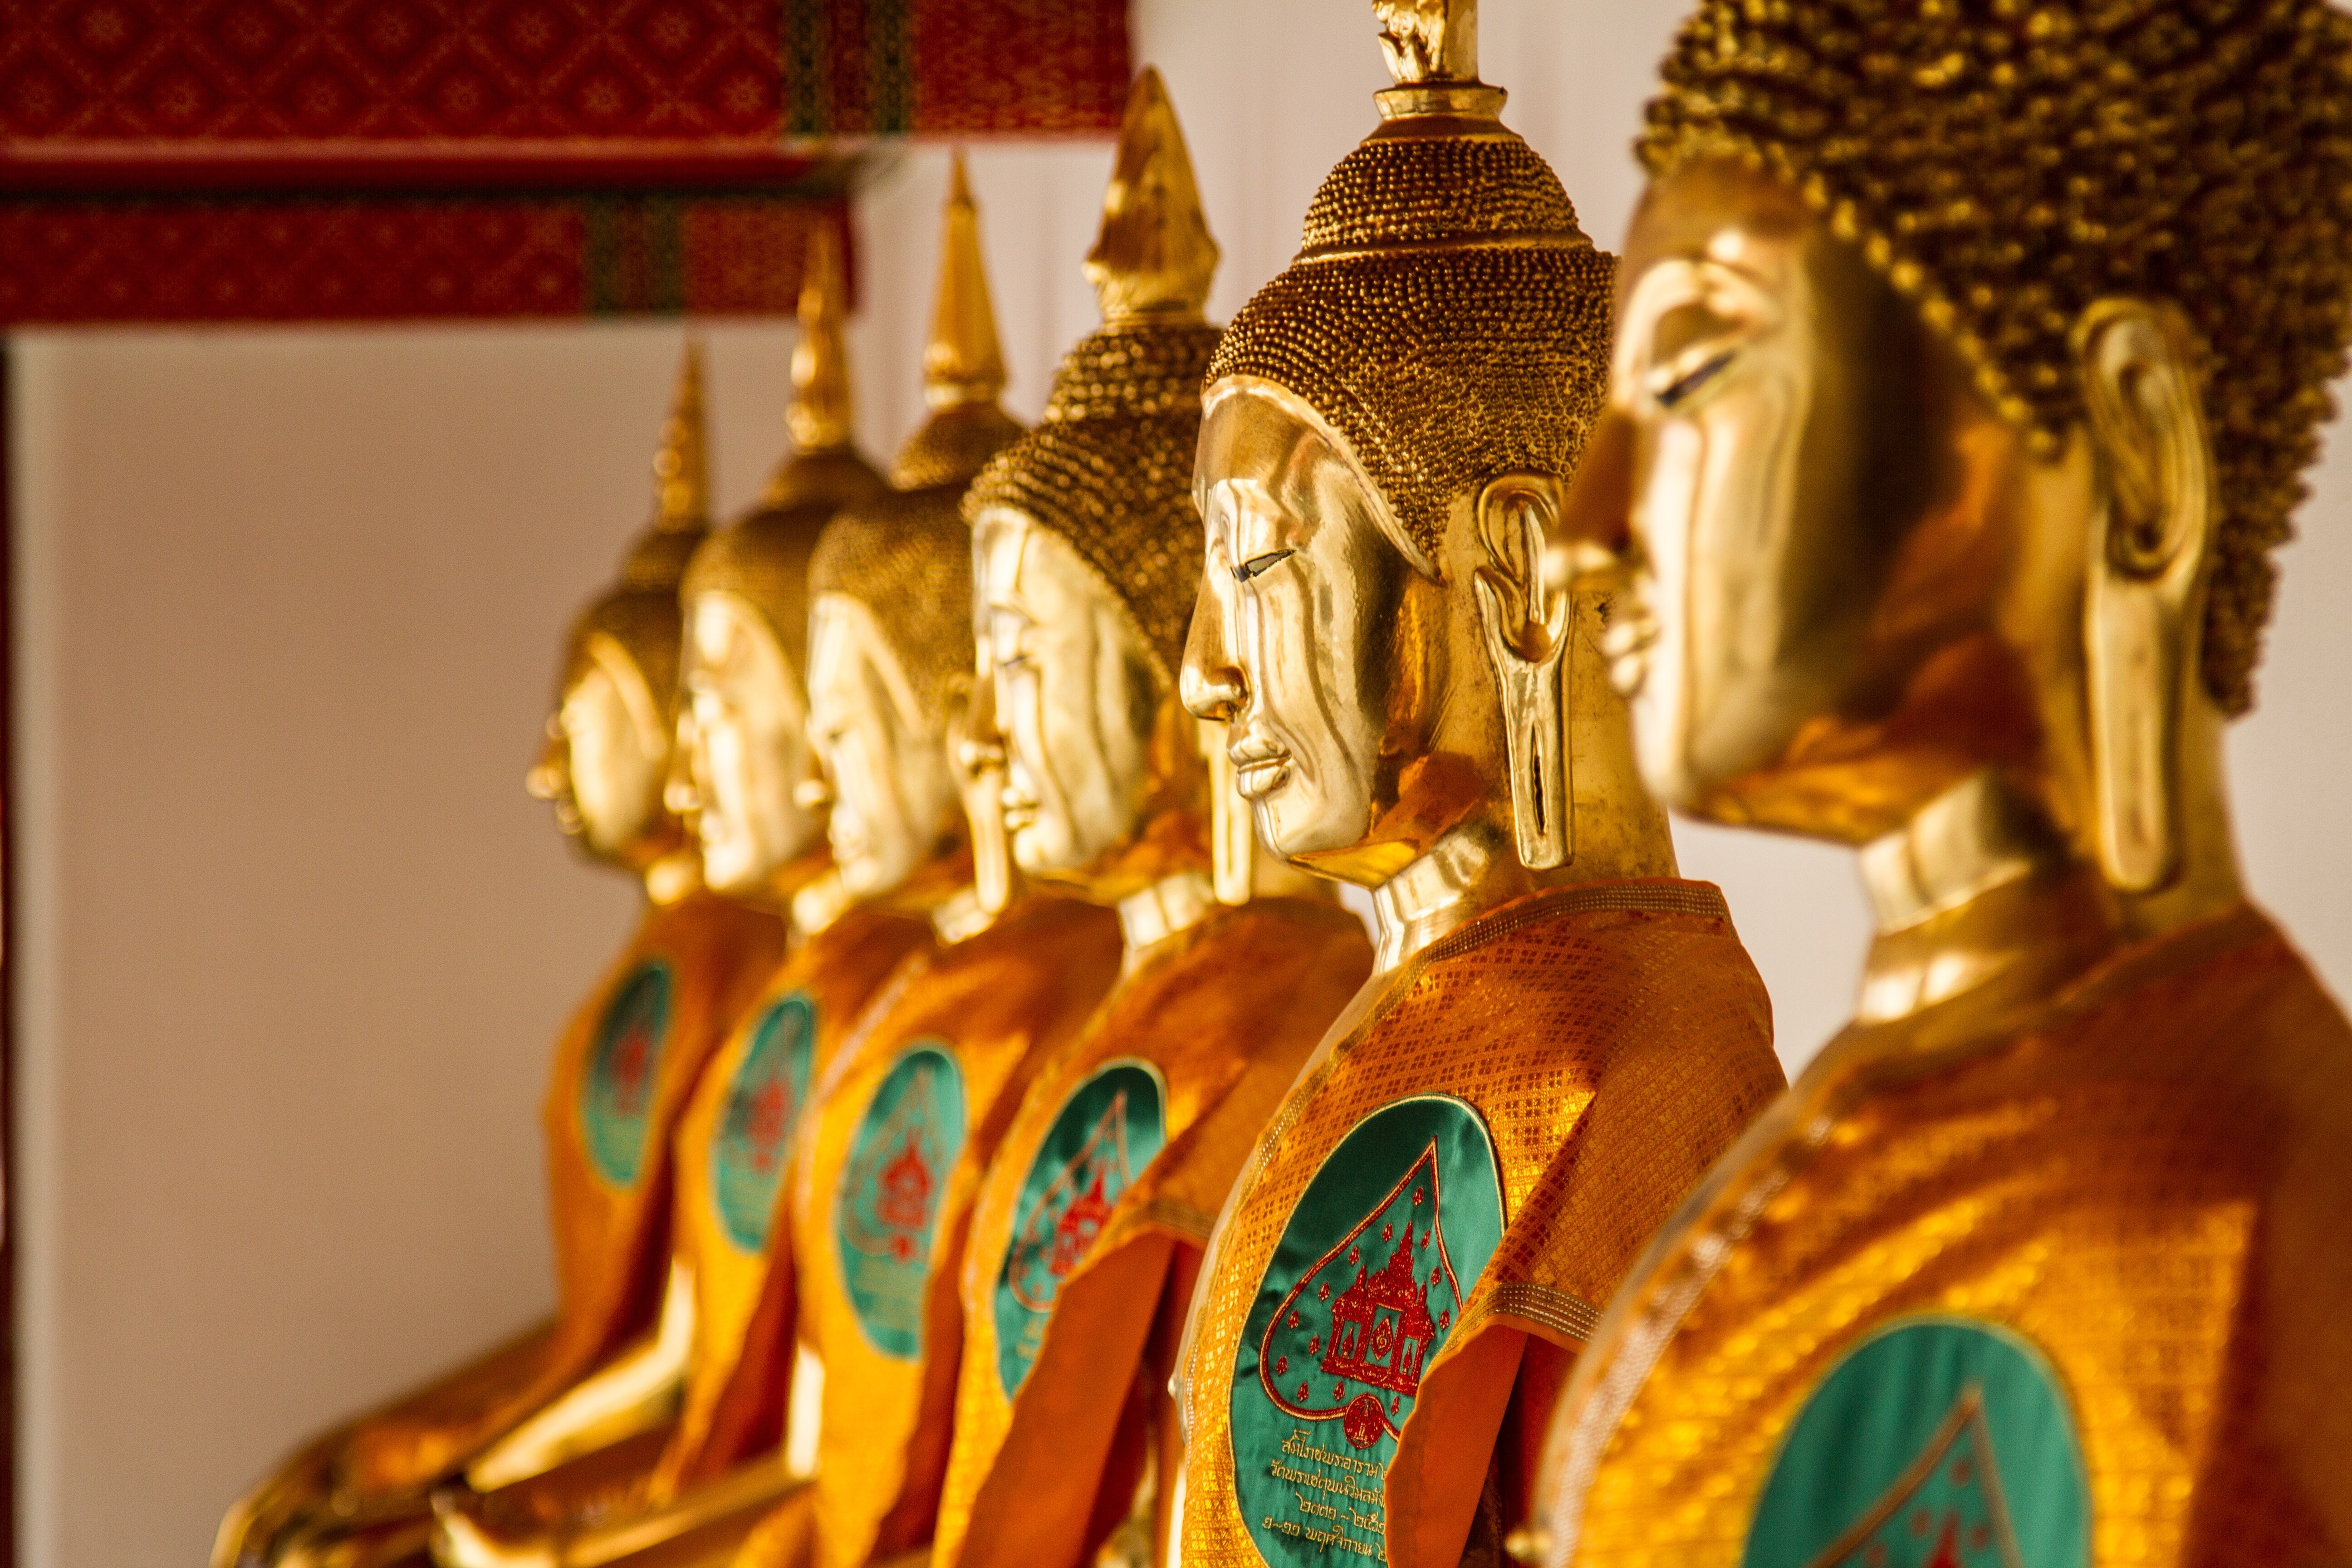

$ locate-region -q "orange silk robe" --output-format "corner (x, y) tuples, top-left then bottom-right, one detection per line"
(934, 898), (1375, 1568)
(735, 895), (1125, 1568)
(1539, 904), (2352, 1568)
(1177, 882), (1782, 1568)
(447, 904), (930, 1544)
(224, 889), (782, 1565)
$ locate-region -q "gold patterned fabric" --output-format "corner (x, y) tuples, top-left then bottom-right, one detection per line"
(751, 896), (1124, 1568)
(1204, 131), (1611, 567)
(1177, 883), (1782, 1568)
(1638, 0), (2352, 715)
(1542, 905), (2352, 1568)
(339, 891), (784, 1499)
(963, 320), (1224, 683)
(932, 900), (1375, 1568)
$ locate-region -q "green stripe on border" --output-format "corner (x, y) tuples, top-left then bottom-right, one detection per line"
(584, 198), (686, 315)
(783, 0), (831, 137)
(869, 0), (911, 135)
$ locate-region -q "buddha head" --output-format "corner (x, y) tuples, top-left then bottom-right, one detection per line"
(674, 227), (887, 902)
(1184, 0), (1661, 894)
(1591, 0), (2352, 914)
(805, 156), (1023, 904)
(529, 345), (708, 882)
(964, 69), (1225, 906)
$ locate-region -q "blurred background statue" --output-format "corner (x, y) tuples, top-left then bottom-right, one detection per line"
(431, 229), (930, 1568)
(217, 349), (787, 1568)
(724, 158), (1127, 1568)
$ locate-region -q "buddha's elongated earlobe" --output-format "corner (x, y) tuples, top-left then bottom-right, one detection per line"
(2078, 299), (2215, 894)
(1474, 474), (1573, 870)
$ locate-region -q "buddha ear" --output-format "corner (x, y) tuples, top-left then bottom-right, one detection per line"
(1472, 473), (1573, 870)
(2075, 298), (2215, 894)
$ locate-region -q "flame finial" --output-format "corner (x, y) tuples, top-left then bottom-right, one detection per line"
(653, 339), (709, 530)
(922, 151), (1008, 410)
(787, 225), (853, 453)
(1372, 0), (1502, 120)
(1085, 68), (1220, 324)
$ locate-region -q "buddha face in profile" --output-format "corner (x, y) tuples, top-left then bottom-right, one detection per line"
(681, 592), (824, 895)
(805, 597), (960, 898)
(1596, 0), (2350, 893)
(1601, 157), (2212, 869)
(1186, 393), (1418, 872)
(531, 635), (672, 862)
(972, 511), (1168, 882)
(1600, 160), (1971, 836)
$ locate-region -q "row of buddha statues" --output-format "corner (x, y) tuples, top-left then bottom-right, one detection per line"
(216, 1), (2352, 1565)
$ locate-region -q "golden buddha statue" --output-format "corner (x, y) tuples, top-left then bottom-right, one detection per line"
(929, 71), (1376, 1568)
(216, 349), (789, 1568)
(1529, 3), (2352, 1564)
(710, 155), (1126, 1568)
(426, 229), (935, 1568)
(1170, 6), (1786, 1567)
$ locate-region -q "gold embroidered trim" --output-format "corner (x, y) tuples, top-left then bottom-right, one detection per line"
(1465, 1281), (1603, 1346)
(1136, 1197), (1219, 1242)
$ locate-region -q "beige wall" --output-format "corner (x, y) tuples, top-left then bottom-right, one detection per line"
(13, 3), (2351, 1565)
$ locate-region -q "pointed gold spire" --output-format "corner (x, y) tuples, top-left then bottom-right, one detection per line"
(652, 339), (709, 530)
(921, 150), (1008, 410)
(1373, 0), (1478, 82)
(786, 225), (853, 453)
(1085, 67), (1220, 324)
(1372, 0), (1503, 119)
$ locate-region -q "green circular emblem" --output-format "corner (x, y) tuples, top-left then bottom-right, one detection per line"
(710, 993), (818, 1254)
(993, 1059), (1168, 1398)
(1230, 1096), (1504, 1568)
(580, 960), (675, 1186)
(835, 1041), (967, 1361)
(1745, 1317), (2089, 1568)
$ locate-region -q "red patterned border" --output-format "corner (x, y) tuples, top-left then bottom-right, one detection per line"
(0, 191), (848, 322)
(0, 0), (1128, 163)
(0, 0), (1124, 323)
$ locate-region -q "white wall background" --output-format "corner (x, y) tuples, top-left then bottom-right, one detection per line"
(12, 3), (2348, 1565)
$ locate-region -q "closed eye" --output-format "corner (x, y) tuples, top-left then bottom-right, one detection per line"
(1655, 349), (1734, 411)
(1234, 549), (1294, 583)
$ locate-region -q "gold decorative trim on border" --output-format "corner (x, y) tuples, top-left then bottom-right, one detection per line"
(1463, 1282), (1603, 1346)
(1135, 1197), (1219, 1242)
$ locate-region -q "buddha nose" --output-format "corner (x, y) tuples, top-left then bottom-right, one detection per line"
(1181, 613), (1247, 724)
(525, 719), (568, 801)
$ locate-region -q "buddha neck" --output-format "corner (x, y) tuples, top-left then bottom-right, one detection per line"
(764, 844), (849, 944)
(1367, 818), (1514, 975)
(868, 841), (987, 944)
(1854, 769), (2116, 1027)
(1117, 869), (1217, 972)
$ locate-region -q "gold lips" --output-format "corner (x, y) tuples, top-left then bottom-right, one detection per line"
(1231, 753), (1292, 800)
